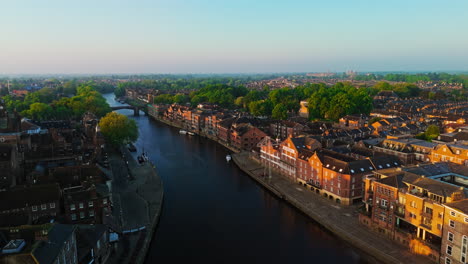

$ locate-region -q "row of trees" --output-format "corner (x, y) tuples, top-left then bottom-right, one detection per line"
(371, 81), (421, 98)
(3, 85), (111, 121)
(147, 82), (374, 121)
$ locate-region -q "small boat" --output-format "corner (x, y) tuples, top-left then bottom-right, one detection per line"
(127, 143), (137, 152)
(179, 130), (187, 135)
(187, 132), (195, 136)
(226, 154), (232, 162)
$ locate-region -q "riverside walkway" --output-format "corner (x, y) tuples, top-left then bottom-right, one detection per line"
(107, 147), (164, 264)
(232, 152), (429, 264)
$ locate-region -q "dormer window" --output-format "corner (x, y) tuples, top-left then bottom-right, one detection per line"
(386, 164), (391, 167)
(350, 169), (355, 173)
(369, 167), (373, 170)
(339, 169), (343, 172)
(326, 164), (330, 168)
(378, 165), (383, 169)
(360, 168), (364, 172)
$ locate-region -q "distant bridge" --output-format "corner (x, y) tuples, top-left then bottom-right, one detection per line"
(111, 105), (147, 116)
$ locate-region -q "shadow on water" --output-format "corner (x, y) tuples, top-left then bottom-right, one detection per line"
(103, 94), (367, 264)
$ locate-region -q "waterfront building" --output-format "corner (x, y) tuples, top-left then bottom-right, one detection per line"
(230, 123), (266, 151)
(361, 163), (468, 262)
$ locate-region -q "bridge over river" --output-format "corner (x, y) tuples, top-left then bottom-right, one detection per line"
(111, 105), (147, 116)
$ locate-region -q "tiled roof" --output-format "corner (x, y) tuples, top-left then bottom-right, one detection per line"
(444, 199), (468, 214)
(33, 224), (75, 264)
(0, 184), (61, 211)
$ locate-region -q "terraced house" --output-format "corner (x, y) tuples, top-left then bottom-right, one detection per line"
(361, 163), (468, 263)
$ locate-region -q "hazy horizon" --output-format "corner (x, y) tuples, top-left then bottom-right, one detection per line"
(2, 0), (468, 74)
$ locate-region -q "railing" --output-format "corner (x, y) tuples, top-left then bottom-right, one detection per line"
(421, 211), (433, 220)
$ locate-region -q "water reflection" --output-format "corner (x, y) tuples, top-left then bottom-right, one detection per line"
(103, 94), (366, 264)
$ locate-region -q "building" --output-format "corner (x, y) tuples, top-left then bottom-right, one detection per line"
(441, 199), (468, 264)
(269, 120), (304, 139)
(76, 224), (111, 264)
(339, 115), (366, 128)
(230, 123), (267, 151)
(63, 184), (111, 224)
(0, 184), (61, 226)
(431, 144), (468, 166)
(33, 224), (78, 264)
(360, 163), (468, 262)
(298, 100), (309, 118)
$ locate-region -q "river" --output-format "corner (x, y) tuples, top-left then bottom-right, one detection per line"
(104, 93), (366, 264)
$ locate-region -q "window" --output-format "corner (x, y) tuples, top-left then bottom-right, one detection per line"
(32, 205), (38, 212)
(89, 210), (94, 217)
(103, 199), (108, 205)
(445, 257), (451, 264)
(447, 245), (453, 256)
(50, 203), (55, 209)
(450, 211), (456, 217)
(465, 217), (468, 223)
(410, 201), (417, 208)
(70, 204), (76, 211)
(80, 212), (85, 219)
(450, 220), (455, 228)
(448, 232), (454, 242)
(71, 214), (76, 221)
(461, 236), (467, 264)
(79, 203), (84, 209)
(381, 199), (388, 208)
(41, 204), (47, 210)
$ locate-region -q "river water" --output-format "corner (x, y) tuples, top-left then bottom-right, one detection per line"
(104, 94), (366, 264)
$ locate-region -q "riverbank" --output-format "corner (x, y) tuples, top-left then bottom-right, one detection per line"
(106, 146), (164, 264)
(231, 152), (429, 264)
(148, 115), (428, 264)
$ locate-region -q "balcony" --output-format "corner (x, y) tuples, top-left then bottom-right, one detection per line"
(394, 206), (405, 218)
(421, 211), (433, 220)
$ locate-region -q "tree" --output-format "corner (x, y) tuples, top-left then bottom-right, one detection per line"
(173, 94), (189, 104)
(98, 112), (138, 146)
(248, 100), (273, 117)
(272, 103), (288, 120)
(22, 102), (53, 120)
(425, 125), (440, 140)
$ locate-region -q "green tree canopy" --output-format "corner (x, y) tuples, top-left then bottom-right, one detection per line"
(98, 112), (139, 146)
(272, 103), (288, 120)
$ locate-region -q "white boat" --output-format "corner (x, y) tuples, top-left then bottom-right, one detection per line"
(179, 130), (187, 135)
(226, 154), (232, 162)
(187, 132), (195, 136)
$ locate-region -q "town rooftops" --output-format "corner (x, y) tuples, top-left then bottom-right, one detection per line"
(377, 173), (405, 189)
(444, 199), (468, 215)
(0, 184), (61, 212)
(369, 156), (401, 170)
(409, 176), (465, 198)
(33, 224), (76, 264)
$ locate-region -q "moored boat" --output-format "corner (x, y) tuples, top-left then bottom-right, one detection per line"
(179, 130), (187, 135)
(226, 154), (231, 162)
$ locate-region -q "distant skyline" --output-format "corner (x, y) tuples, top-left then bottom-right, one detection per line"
(1, 0), (468, 74)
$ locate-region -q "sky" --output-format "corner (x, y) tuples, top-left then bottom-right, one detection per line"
(1, 0), (467, 74)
